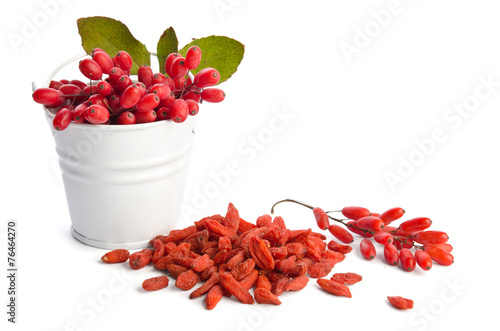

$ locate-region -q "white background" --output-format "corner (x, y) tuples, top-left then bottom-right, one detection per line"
(1, 0), (498, 330)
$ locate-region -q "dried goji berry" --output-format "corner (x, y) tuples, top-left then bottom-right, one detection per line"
(308, 259), (337, 278)
(223, 202), (240, 233)
(219, 272), (254, 304)
(205, 285), (223, 310)
(256, 274), (273, 291)
(322, 249), (345, 263)
(205, 220), (238, 241)
(164, 225), (197, 243)
(267, 272), (289, 296)
(327, 240), (353, 254)
(129, 249), (153, 270)
(317, 278), (352, 298)
(239, 269), (259, 290)
(387, 296), (414, 309)
(101, 249), (130, 263)
(166, 264), (188, 279)
(270, 246), (288, 260)
(285, 276), (309, 292)
(286, 242), (308, 259)
(224, 249), (246, 270)
(254, 288), (282, 305)
(200, 265), (219, 282)
(275, 255), (296, 276)
(183, 230), (209, 254)
(142, 275), (169, 291)
(176, 269), (200, 290)
(231, 258), (256, 281)
(256, 214), (272, 227)
(191, 254), (214, 273)
(151, 239), (165, 264)
(330, 272), (362, 285)
(238, 218), (257, 233)
(249, 237), (275, 270)
(190, 272), (220, 299)
(218, 236), (232, 252)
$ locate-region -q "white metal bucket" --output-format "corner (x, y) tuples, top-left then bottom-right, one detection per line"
(43, 54), (195, 249)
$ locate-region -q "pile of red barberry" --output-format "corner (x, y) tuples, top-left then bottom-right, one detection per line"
(271, 199), (454, 272)
(32, 46), (225, 130)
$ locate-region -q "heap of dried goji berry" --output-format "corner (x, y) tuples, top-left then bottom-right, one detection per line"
(101, 202), (362, 309)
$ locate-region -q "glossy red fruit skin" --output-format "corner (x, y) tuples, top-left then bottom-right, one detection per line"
(194, 68), (220, 88)
(165, 53), (181, 77)
(120, 85), (142, 109)
(424, 246), (454, 265)
(360, 238), (376, 260)
(185, 46), (202, 70)
(412, 231), (449, 245)
(156, 107), (171, 121)
(92, 51), (114, 74)
(341, 206), (370, 220)
(328, 224), (354, 244)
(108, 67), (126, 86)
(399, 248), (416, 272)
(138, 65), (153, 88)
(356, 216), (385, 232)
(52, 107), (72, 131)
(135, 110), (157, 124)
(151, 73), (167, 85)
(49, 80), (63, 90)
(201, 88), (225, 103)
(136, 94), (160, 112)
(400, 217), (432, 234)
(374, 231), (393, 245)
(170, 57), (189, 79)
(59, 84), (81, 96)
(149, 84), (171, 100)
(79, 58), (103, 80)
(116, 75), (133, 93)
(183, 91), (201, 103)
(88, 94), (109, 108)
(133, 82), (147, 96)
(97, 81), (112, 96)
(72, 103), (87, 123)
(185, 99), (199, 116)
(313, 207), (330, 230)
(379, 207), (405, 225)
(116, 111), (136, 125)
(346, 221), (373, 237)
(70, 80), (88, 90)
(415, 250), (432, 271)
(114, 51), (133, 71)
(84, 105), (110, 124)
(423, 243), (453, 253)
(32, 88), (62, 105)
(170, 99), (189, 123)
(384, 243), (399, 266)
(394, 237), (414, 250)
(108, 94), (121, 114)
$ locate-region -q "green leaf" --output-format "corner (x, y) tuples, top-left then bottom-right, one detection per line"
(77, 16), (150, 75)
(179, 36), (244, 84)
(157, 27), (179, 74)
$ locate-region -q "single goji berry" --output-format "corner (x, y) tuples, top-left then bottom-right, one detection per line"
(313, 207), (330, 230)
(205, 285), (223, 310)
(399, 248), (416, 272)
(129, 249), (153, 270)
(254, 288), (282, 305)
(424, 246), (454, 266)
(176, 269), (200, 290)
(330, 272), (362, 285)
(249, 237), (275, 270)
(327, 240), (353, 254)
(219, 272), (254, 304)
(190, 272), (220, 299)
(166, 264), (189, 279)
(239, 269), (259, 290)
(317, 278), (352, 298)
(223, 202), (240, 233)
(341, 206), (371, 220)
(387, 296), (414, 309)
(231, 258), (256, 281)
(308, 259), (337, 278)
(285, 276), (309, 292)
(151, 239), (165, 264)
(101, 249), (130, 263)
(379, 207), (405, 225)
(328, 224), (354, 244)
(142, 275), (169, 291)
(415, 249), (433, 271)
(256, 274), (273, 291)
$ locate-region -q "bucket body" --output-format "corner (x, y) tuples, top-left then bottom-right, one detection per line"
(45, 108), (195, 249)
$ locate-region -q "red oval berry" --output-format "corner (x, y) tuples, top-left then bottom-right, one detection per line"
(412, 231), (448, 245)
(374, 231), (393, 245)
(194, 68), (220, 88)
(79, 58), (103, 80)
(149, 83), (171, 100)
(135, 109), (157, 124)
(138, 65), (154, 88)
(151, 73), (167, 85)
(116, 75), (133, 94)
(52, 107), (72, 131)
(185, 46), (202, 70)
(328, 224), (354, 244)
(170, 57), (189, 79)
(346, 221), (373, 237)
(183, 91), (201, 103)
(108, 67), (126, 86)
(136, 93), (160, 112)
(360, 238), (376, 260)
(156, 107), (171, 121)
(379, 207), (405, 225)
(49, 80), (63, 90)
(133, 82), (147, 96)
(170, 99), (189, 123)
(92, 51), (114, 74)
(201, 88), (225, 103)
(384, 243), (399, 266)
(313, 207), (329, 231)
(120, 85), (142, 109)
(424, 246), (454, 266)
(400, 217), (432, 234)
(32, 88), (62, 105)
(114, 51), (133, 71)
(387, 296), (414, 310)
(415, 250), (432, 271)
(356, 216), (384, 232)
(399, 248), (416, 271)
(185, 99), (199, 116)
(165, 53), (181, 77)
(70, 79), (88, 90)
(97, 81), (112, 96)
(72, 103), (87, 123)
(341, 206), (371, 220)
(84, 105), (109, 124)
(423, 243), (453, 252)
(116, 111), (136, 125)
(88, 94), (109, 108)
(108, 94), (121, 113)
